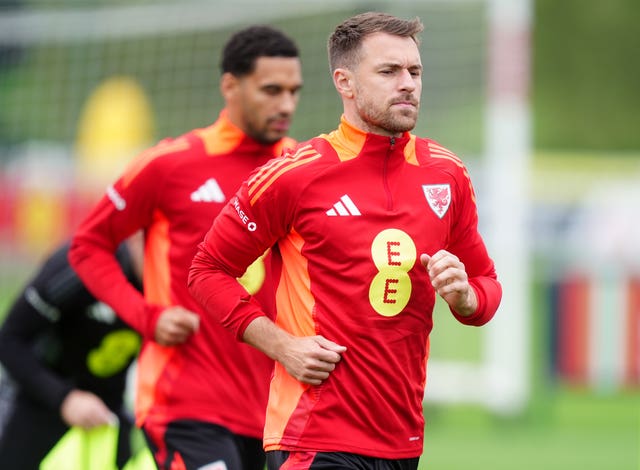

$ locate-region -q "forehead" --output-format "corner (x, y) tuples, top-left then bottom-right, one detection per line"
(358, 32), (422, 67)
(246, 56), (302, 86)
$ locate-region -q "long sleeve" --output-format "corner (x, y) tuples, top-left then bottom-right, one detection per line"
(69, 160), (164, 339)
(0, 246), (82, 410)
(446, 157), (502, 326)
(189, 187), (281, 340)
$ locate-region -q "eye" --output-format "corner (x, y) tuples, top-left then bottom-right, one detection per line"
(262, 86), (282, 96)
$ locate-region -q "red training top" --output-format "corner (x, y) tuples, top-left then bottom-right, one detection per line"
(189, 116), (502, 458)
(69, 110), (294, 437)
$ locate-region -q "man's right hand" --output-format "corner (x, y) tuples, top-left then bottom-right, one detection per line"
(60, 389), (117, 429)
(154, 306), (200, 346)
(243, 316), (346, 386)
(278, 335), (347, 386)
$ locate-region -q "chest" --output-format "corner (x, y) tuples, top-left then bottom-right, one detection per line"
(159, 154), (269, 234)
(294, 161), (457, 266)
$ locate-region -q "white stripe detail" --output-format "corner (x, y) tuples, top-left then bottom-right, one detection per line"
(191, 178), (225, 203)
(334, 202), (349, 216)
(340, 194), (361, 215)
(326, 194), (361, 216)
(106, 185), (126, 211)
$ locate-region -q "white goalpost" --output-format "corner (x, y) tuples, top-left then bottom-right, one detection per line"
(424, 0), (532, 414)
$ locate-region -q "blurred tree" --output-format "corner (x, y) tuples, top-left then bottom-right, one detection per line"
(0, 0), (26, 149)
(534, 0), (640, 151)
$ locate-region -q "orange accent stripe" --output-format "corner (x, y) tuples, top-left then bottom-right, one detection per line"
(143, 210), (172, 305)
(429, 151), (465, 169)
(463, 168), (477, 204)
(275, 136), (298, 154)
(264, 229), (316, 446)
(429, 141), (460, 157)
(194, 119), (244, 156)
(135, 211), (173, 425)
(404, 135), (419, 165)
(276, 229), (316, 336)
(135, 342), (176, 426)
(247, 144), (313, 187)
(195, 110), (296, 157)
(320, 127), (366, 162)
(428, 142), (476, 203)
(248, 150), (321, 205)
(264, 364), (309, 450)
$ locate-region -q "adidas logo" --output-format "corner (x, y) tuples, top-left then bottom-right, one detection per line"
(191, 178), (225, 203)
(326, 194), (361, 216)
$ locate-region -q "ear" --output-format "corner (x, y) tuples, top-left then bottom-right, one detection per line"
(333, 68), (354, 99)
(220, 72), (238, 102)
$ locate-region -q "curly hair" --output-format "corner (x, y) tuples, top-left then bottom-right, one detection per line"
(221, 25), (299, 76)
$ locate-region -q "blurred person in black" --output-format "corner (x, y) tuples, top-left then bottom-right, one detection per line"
(0, 238), (143, 469)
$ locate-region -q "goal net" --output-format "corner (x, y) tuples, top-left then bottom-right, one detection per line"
(0, 0), (531, 414)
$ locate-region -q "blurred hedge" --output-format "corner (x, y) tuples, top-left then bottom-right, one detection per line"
(534, 0), (640, 151)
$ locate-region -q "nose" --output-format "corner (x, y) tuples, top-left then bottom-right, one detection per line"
(398, 69), (417, 92)
(278, 92), (299, 115)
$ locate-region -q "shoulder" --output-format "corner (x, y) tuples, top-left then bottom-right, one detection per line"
(32, 243), (75, 283)
(120, 130), (203, 185)
(243, 137), (338, 206)
(414, 136), (467, 171)
(247, 138), (334, 186)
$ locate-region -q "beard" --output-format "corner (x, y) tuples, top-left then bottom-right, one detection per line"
(356, 94), (419, 135)
(243, 117), (280, 145)
(241, 101), (289, 145)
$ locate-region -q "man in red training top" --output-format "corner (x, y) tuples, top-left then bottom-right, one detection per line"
(69, 25), (302, 470)
(189, 12), (501, 470)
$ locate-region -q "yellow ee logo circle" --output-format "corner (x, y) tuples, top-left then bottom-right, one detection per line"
(369, 229), (416, 317)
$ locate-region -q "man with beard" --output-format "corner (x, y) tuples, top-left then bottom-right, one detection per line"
(69, 25), (302, 470)
(189, 12), (501, 470)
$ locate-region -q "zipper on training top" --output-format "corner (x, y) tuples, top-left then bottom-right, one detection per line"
(383, 137), (396, 211)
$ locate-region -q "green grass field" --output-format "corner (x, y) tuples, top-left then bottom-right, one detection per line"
(419, 390), (639, 469)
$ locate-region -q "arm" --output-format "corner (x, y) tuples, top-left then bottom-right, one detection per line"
(422, 248), (501, 326)
(190, 242), (346, 385)
(0, 244), (115, 427)
(422, 166), (502, 326)
(421, 250), (488, 321)
(68, 182), (162, 339)
(0, 283), (74, 411)
(189, 177), (346, 384)
(69, 156), (198, 342)
(242, 317), (345, 386)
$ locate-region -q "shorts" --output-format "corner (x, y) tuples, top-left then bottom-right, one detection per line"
(266, 450), (420, 470)
(143, 419), (264, 470)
